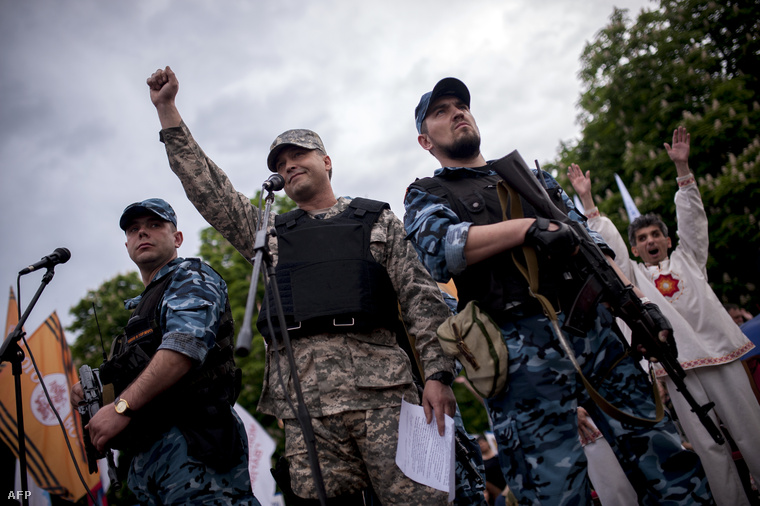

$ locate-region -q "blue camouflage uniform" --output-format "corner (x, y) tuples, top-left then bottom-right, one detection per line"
(123, 257), (258, 506)
(404, 165), (713, 506)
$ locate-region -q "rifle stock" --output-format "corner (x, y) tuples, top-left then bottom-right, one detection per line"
(490, 151), (725, 445)
(77, 365), (122, 486)
(77, 365), (104, 474)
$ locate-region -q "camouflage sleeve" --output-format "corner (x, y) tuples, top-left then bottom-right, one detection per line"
(160, 121), (261, 261)
(376, 210), (456, 379)
(157, 260), (228, 365)
(403, 186), (471, 281)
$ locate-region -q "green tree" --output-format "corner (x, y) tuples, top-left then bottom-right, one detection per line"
(553, 0), (760, 310)
(67, 272), (143, 368)
(452, 381), (491, 437)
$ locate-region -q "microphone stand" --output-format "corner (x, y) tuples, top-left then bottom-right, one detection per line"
(0, 268), (58, 506)
(234, 188), (328, 505)
(235, 187), (276, 357)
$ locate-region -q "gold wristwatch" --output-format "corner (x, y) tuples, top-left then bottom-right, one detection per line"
(114, 396), (133, 417)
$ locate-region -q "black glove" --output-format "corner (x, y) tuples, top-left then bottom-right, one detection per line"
(630, 302), (678, 361)
(643, 302), (677, 357)
(524, 217), (580, 260)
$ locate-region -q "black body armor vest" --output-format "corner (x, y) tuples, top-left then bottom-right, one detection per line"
(410, 168), (567, 319)
(257, 198), (398, 339)
(99, 259), (243, 469)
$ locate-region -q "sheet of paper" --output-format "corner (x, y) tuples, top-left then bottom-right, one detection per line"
(395, 398), (455, 501)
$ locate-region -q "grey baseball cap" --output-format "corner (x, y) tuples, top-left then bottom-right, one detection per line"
(415, 77), (471, 134)
(119, 198), (177, 231)
(266, 129), (327, 172)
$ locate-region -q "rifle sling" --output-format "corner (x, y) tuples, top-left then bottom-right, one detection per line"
(497, 179), (664, 427)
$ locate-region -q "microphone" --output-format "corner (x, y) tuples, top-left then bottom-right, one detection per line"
(262, 174), (285, 192)
(19, 248), (71, 275)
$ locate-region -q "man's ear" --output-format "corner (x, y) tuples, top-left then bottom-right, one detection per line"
(322, 154), (332, 173)
(418, 133), (433, 152)
(666, 236), (672, 250)
(630, 244), (641, 258)
(174, 230), (184, 249)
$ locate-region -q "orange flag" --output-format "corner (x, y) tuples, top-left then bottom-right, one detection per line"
(1, 287), (20, 381)
(0, 294), (99, 502)
(4, 286), (18, 337)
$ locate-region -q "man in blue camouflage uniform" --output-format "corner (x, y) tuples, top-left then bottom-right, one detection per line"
(404, 78), (714, 505)
(72, 198), (258, 505)
(147, 66), (459, 504)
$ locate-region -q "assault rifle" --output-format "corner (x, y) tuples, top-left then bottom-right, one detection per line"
(77, 365), (120, 487)
(490, 151), (725, 445)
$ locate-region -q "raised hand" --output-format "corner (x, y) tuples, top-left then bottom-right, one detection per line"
(147, 66), (179, 107)
(146, 66), (182, 129)
(567, 163), (595, 210)
(664, 126), (690, 176)
(567, 163), (591, 198)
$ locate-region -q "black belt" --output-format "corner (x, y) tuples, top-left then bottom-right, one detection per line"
(262, 314), (387, 342)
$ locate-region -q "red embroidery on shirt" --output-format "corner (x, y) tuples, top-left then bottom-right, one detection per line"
(677, 175), (695, 187)
(654, 273), (681, 298)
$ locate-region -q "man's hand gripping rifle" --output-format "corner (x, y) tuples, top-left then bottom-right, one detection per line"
(491, 151), (724, 445)
(77, 365), (120, 487)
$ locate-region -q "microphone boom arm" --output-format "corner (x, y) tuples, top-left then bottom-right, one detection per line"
(235, 189), (276, 357)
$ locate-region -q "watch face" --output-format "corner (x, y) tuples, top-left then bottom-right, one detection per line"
(116, 399), (128, 414)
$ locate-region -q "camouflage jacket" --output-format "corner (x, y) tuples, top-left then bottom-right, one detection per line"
(160, 122), (455, 419)
(125, 257), (228, 364)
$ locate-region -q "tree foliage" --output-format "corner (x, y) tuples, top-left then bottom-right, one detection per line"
(553, 0), (760, 311)
(67, 272), (143, 368)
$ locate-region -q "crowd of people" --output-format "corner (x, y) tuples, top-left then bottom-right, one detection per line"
(67, 68), (760, 505)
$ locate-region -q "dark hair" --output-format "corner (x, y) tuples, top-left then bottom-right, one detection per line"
(628, 213), (668, 245)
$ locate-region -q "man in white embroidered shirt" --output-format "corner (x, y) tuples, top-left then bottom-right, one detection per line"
(569, 126), (760, 506)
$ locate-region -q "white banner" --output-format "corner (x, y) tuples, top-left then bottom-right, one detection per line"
(234, 403), (279, 505)
(614, 173), (641, 222)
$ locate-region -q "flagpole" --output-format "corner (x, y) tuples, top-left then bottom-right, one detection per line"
(0, 268), (58, 506)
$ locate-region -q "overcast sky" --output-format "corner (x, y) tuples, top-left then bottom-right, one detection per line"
(1, 0), (653, 340)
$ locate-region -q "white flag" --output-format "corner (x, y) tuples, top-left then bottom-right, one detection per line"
(234, 403), (278, 505)
(573, 195), (585, 215)
(614, 174), (641, 222)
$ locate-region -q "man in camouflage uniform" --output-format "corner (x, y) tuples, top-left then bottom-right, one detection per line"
(404, 77), (714, 505)
(72, 198), (257, 505)
(147, 66), (458, 504)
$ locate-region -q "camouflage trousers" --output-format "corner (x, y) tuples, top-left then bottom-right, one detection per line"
(127, 410), (259, 506)
(284, 406), (449, 504)
(486, 307), (714, 506)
